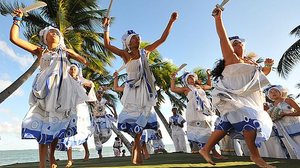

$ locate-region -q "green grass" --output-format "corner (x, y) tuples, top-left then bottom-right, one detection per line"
(1, 153), (299, 168)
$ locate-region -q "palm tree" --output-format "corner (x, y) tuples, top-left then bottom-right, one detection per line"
(0, 0), (114, 103)
(278, 26), (300, 78)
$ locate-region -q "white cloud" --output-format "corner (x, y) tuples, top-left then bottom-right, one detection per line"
(0, 119), (21, 134)
(0, 40), (34, 68)
(0, 108), (12, 115)
(0, 79), (24, 97)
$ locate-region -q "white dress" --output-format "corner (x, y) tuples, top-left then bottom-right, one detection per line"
(93, 98), (116, 152)
(22, 50), (88, 144)
(212, 63), (273, 147)
(273, 101), (300, 159)
(118, 49), (158, 136)
(56, 78), (95, 151)
(186, 87), (216, 148)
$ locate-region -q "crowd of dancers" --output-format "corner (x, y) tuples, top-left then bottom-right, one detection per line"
(8, 4), (300, 168)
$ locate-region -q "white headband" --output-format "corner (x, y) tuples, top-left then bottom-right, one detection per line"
(69, 64), (83, 77)
(39, 26), (66, 48)
(267, 85), (287, 100)
(182, 72), (198, 86)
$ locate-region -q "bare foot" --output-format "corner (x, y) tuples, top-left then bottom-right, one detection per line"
(131, 142), (136, 163)
(84, 152), (90, 161)
(51, 163), (58, 168)
(250, 156), (276, 168)
(212, 150), (228, 160)
(65, 160), (73, 168)
(132, 147), (143, 165)
(199, 149), (216, 165)
(143, 153), (150, 160)
(50, 156), (57, 168)
(142, 146), (150, 159)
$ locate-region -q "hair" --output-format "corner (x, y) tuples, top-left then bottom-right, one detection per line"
(211, 59), (225, 81)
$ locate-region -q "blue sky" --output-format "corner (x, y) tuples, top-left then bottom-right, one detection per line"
(1, 0), (300, 151)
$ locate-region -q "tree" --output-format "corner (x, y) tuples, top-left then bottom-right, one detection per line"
(278, 26), (300, 78)
(0, 0), (114, 102)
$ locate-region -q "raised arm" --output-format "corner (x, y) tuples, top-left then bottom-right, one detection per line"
(113, 71), (124, 92)
(212, 8), (238, 65)
(281, 98), (300, 117)
(261, 58), (274, 76)
(10, 9), (42, 58)
(144, 12), (178, 52)
(65, 48), (89, 66)
(201, 69), (213, 90)
(170, 73), (189, 94)
(102, 17), (126, 60)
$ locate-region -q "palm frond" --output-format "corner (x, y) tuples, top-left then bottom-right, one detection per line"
(0, 0), (24, 16)
(278, 39), (300, 78)
(290, 25), (300, 37)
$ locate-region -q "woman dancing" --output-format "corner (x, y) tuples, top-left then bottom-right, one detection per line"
(91, 87), (118, 159)
(56, 64), (95, 167)
(199, 7), (275, 168)
(102, 12), (177, 164)
(171, 70), (224, 158)
(267, 85), (300, 158)
(11, 10), (89, 168)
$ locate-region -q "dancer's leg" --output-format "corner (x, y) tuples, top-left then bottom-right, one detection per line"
(39, 144), (48, 168)
(212, 147), (228, 159)
(65, 148), (73, 168)
(83, 142), (90, 161)
(132, 133), (143, 165)
(243, 130), (276, 168)
(142, 143), (150, 159)
(49, 138), (58, 168)
(199, 130), (227, 165)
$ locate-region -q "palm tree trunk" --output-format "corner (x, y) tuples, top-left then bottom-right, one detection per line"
(154, 106), (172, 139)
(0, 59), (39, 104)
(111, 123), (132, 154)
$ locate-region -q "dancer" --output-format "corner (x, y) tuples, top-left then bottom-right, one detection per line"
(170, 70), (224, 158)
(91, 87), (118, 158)
(11, 10), (89, 168)
(168, 107), (187, 153)
(199, 7), (275, 168)
(56, 64), (96, 167)
(267, 85), (300, 158)
(103, 12), (177, 164)
(113, 71), (154, 160)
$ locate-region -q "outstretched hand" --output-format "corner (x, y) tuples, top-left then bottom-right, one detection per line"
(206, 69), (212, 76)
(102, 17), (110, 27)
(113, 71), (119, 78)
(170, 72), (176, 79)
(212, 7), (222, 18)
(264, 58), (274, 66)
(170, 12), (178, 22)
(13, 9), (23, 18)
